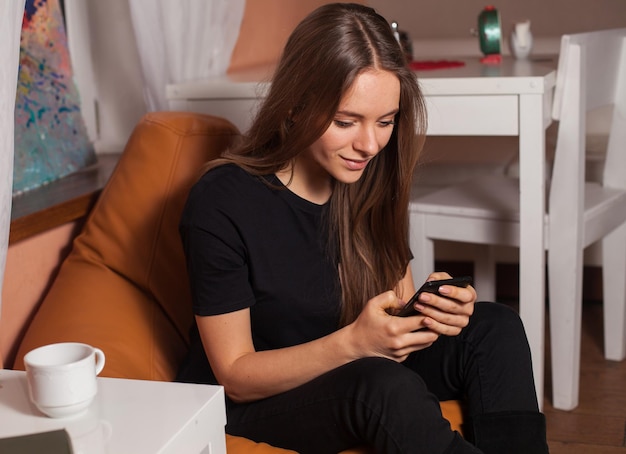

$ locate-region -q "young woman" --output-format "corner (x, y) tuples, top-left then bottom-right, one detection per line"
(177, 4), (549, 453)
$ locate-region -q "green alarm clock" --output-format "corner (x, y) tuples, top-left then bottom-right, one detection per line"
(477, 5), (502, 64)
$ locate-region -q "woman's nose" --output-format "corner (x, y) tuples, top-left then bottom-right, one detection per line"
(354, 125), (378, 155)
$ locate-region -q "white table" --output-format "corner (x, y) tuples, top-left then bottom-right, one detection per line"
(0, 369), (226, 454)
(166, 57), (557, 407)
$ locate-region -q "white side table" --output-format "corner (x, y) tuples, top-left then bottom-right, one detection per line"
(0, 369), (226, 454)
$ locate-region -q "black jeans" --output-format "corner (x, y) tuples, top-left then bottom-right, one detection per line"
(226, 303), (539, 453)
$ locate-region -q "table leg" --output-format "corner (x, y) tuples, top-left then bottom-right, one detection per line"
(518, 93), (547, 411)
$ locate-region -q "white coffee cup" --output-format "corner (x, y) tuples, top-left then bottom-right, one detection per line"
(24, 342), (106, 418)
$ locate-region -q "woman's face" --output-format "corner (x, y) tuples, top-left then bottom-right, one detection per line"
(306, 69), (400, 185)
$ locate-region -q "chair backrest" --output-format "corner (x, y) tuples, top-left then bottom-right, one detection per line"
(14, 112), (240, 380)
(551, 28), (626, 192)
(553, 29), (626, 120)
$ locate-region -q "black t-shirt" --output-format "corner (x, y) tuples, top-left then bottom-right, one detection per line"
(177, 164), (341, 384)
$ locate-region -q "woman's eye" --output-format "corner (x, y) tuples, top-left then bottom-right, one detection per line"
(379, 120), (396, 127)
(334, 120), (353, 128)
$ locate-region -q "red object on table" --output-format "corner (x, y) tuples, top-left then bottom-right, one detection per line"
(480, 54), (502, 65)
(409, 60), (466, 71)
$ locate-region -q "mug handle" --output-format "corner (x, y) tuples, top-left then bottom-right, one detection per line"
(94, 348), (106, 375)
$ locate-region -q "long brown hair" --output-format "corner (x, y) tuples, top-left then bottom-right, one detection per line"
(213, 3), (427, 325)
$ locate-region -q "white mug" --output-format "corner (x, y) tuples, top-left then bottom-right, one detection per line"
(24, 342), (106, 418)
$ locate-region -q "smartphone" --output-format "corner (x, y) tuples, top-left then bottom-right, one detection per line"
(396, 275), (473, 317)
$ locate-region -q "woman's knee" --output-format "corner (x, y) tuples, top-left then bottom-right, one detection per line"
(470, 302), (527, 339)
(466, 302), (534, 370)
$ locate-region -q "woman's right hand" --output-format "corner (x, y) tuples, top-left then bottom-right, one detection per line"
(347, 290), (440, 363)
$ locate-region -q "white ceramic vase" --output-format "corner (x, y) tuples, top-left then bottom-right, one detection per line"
(510, 20), (533, 59)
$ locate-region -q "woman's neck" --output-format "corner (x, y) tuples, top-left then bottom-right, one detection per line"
(276, 156), (332, 205)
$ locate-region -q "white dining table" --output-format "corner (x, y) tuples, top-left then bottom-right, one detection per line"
(166, 56), (557, 407)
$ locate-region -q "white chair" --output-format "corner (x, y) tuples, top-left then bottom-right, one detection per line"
(409, 28), (626, 411)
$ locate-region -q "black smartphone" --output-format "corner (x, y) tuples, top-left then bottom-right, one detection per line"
(396, 276), (473, 317)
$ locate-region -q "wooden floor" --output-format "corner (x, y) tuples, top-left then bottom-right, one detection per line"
(542, 300), (626, 453)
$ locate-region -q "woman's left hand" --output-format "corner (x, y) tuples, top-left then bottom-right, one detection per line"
(413, 272), (477, 336)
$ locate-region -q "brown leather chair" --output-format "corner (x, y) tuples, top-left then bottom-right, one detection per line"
(13, 111), (463, 452)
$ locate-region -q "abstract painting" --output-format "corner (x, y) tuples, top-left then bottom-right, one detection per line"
(13, 0), (95, 195)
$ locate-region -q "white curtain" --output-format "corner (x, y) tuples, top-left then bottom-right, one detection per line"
(0, 0), (26, 316)
(128, 0), (246, 112)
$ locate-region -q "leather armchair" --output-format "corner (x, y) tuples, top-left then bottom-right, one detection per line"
(13, 111), (463, 452)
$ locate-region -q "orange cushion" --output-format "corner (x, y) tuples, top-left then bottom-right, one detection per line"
(226, 435), (298, 453)
(13, 112), (240, 380)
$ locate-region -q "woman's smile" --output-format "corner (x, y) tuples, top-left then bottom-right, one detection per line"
(341, 155), (371, 171)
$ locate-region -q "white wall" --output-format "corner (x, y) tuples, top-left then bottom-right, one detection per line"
(369, 0), (626, 41)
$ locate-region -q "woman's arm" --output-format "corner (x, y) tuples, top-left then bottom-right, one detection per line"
(197, 264), (439, 403)
(196, 308), (355, 403)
